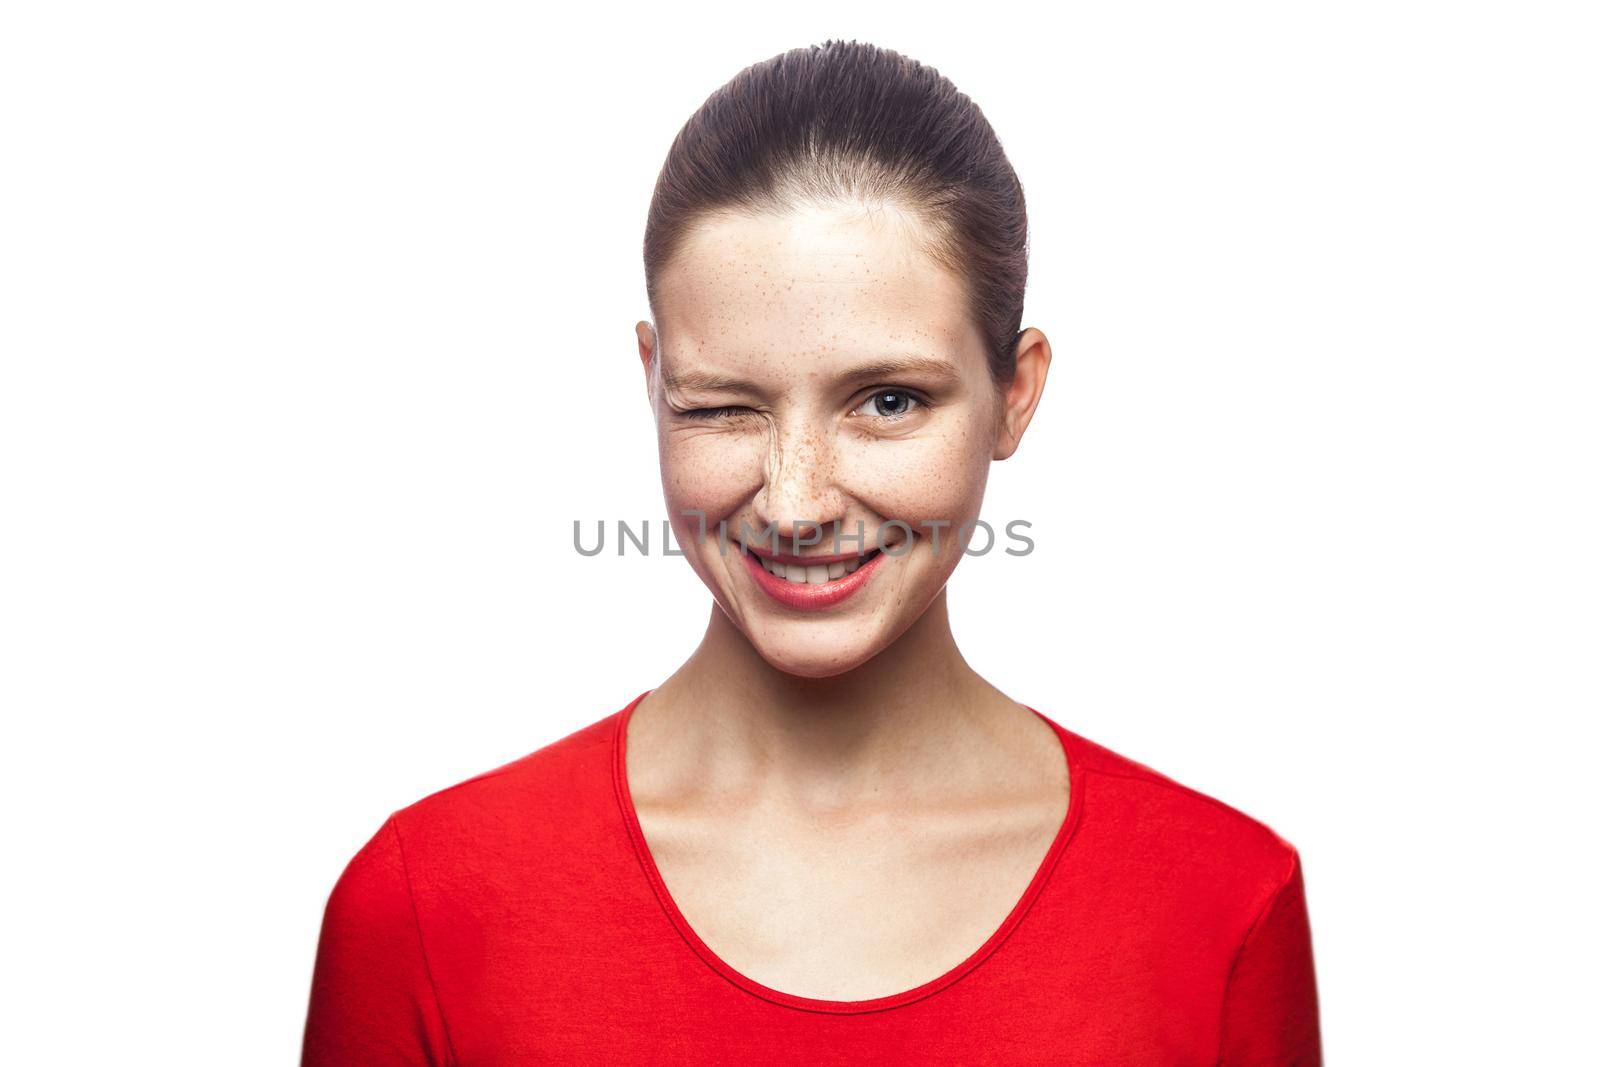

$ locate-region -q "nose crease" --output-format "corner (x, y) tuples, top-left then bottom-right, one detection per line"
(754, 418), (844, 548)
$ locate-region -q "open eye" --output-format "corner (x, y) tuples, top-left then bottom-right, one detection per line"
(851, 389), (924, 420)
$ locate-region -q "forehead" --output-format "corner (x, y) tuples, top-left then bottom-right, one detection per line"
(654, 201), (981, 373)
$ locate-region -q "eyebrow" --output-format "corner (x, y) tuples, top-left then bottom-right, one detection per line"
(660, 353), (962, 394)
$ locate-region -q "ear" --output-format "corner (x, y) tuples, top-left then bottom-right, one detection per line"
(635, 320), (657, 401)
(993, 327), (1052, 461)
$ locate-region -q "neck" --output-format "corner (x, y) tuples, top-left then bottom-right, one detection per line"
(637, 590), (1022, 798)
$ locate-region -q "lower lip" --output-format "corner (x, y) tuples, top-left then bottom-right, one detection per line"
(741, 547), (888, 611)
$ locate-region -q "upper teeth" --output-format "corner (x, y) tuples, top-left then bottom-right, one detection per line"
(757, 553), (870, 584)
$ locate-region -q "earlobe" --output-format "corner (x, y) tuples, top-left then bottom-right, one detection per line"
(636, 320), (656, 367)
(992, 420), (1017, 461)
(991, 399), (1016, 461)
(993, 412), (1024, 461)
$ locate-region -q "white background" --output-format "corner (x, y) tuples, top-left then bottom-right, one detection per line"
(3, 2), (1595, 1062)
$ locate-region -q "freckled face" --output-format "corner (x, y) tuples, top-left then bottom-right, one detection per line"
(648, 201), (1003, 678)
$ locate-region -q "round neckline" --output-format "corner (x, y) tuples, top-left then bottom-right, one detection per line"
(611, 687), (1085, 1015)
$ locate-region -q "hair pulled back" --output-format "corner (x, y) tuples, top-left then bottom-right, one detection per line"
(642, 39), (1029, 387)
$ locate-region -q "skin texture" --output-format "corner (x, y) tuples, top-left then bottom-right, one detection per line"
(628, 199), (1065, 1002)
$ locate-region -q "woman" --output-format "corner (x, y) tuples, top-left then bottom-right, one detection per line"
(303, 40), (1321, 1065)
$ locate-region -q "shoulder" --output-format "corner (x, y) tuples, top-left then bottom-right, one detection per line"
(1056, 722), (1303, 905)
(313, 698), (640, 972)
(384, 704), (625, 858)
(324, 699), (631, 908)
(398, 708), (618, 817)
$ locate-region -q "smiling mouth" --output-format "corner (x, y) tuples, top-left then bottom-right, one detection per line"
(737, 539), (892, 610)
(746, 546), (883, 585)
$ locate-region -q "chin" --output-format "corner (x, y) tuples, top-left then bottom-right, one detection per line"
(733, 614), (893, 678)
(752, 640), (884, 679)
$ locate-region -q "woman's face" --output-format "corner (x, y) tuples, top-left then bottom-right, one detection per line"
(639, 201), (1024, 678)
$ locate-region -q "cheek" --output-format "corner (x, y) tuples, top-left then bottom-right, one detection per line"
(659, 430), (764, 525)
(836, 418), (992, 529)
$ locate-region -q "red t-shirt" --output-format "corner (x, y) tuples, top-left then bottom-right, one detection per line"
(302, 691), (1322, 1065)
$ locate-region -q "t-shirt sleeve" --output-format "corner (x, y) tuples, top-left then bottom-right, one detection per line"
(301, 815), (453, 1067)
(1217, 847), (1323, 1066)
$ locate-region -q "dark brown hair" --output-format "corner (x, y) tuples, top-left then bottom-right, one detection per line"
(642, 39), (1029, 388)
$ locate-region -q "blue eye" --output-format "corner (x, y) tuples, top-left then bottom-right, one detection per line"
(853, 389), (922, 419)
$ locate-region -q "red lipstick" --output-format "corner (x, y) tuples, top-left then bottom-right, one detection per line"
(740, 545), (887, 610)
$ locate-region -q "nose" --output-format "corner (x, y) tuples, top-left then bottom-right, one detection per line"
(751, 421), (847, 550)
